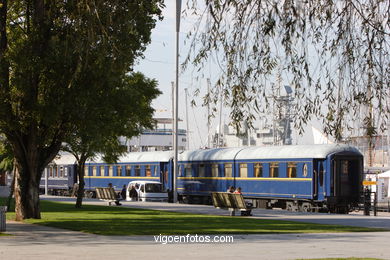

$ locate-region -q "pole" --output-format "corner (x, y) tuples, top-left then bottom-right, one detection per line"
(171, 81), (174, 148)
(45, 168), (48, 195)
(173, 0), (181, 204)
(184, 88), (189, 150)
(247, 126), (250, 146)
(207, 78), (211, 148)
(217, 84), (223, 147)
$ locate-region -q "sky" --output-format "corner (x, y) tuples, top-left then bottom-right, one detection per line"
(134, 1), (222, 149)
(134, 1), (324, 149)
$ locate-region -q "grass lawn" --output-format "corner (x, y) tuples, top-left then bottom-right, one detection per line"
(3, 200), (387, 236)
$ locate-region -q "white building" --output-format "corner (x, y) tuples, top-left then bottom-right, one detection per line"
(120, 118), (187, 152)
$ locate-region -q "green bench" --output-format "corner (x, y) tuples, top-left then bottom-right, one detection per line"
(211, 192), (253, 216)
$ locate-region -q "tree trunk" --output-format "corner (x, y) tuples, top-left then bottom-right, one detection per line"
(75, 162), (85, 208)
(13, 159), (41, 220)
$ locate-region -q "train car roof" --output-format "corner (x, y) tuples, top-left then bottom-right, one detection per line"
(179, 147), (245, 161)
(179, 144), (361, 162)
(87, 151), (174, 164)
(235, 144), (362, 160)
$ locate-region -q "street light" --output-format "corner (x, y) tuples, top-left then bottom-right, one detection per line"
(173, 0), (182, 203)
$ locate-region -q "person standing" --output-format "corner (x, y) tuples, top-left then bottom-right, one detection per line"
(121, 184), (127, 200)
(129, 185), (138, 201)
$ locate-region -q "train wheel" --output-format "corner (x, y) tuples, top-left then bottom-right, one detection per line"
(299, 202), (312, 212)
(286, 201), (298, 211)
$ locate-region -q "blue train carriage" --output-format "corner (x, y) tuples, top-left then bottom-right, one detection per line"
(177, 144), (363, 213)
(40, 153), (77, 196)
(84, 151), (174, 194)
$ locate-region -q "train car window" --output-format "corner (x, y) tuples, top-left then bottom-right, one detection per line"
(341, 161), (349, 175)
(287, 162), (297, 178)
(49, 167), (53, 177)
(153, 166), (158, 176)
(59, 167), (64, 178)
(92, 166), (97, 177)
(64, 167), (68, 177)
(135, 165), (141, 176)
(199, 164), (205, 177)
(303, 163), (308, 177)
(185, 164), (192, 177)
(270, 162), (279, 178)
(211, 164), (218, 177)
(126, 165), (131, 176)
(254, 163), (262, 177)
(225, 163), (232, 177)
(53, 166), (57, 178)
(239, 163), (248, 178)
(178, 164), (183, 177)
(108, 166), (113, 176)
(145, 165), (151, 177)
(319, 162), (324, 187)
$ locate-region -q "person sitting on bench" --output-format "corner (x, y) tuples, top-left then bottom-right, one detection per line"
(108, 183), (121, 206)
(234, 187), (252, 216)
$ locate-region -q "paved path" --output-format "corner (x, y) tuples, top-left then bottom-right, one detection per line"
(1, 196), (390, 260)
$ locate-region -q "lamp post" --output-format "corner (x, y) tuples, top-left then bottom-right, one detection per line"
(173, 0), (182, 203)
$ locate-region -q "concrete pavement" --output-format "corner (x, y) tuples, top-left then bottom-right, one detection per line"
(1, 196), (390, 260)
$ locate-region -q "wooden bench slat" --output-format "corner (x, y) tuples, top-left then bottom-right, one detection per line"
(211, 192), (252, 212)
(96, 187), (117, 202)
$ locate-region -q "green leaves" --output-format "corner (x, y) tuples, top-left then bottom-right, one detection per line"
(0, 1), (164, 218)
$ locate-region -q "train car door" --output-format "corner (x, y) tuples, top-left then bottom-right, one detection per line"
(333, 156), (362, 200)
(160, 161), (172, 191)
(314, 160), (325, 201)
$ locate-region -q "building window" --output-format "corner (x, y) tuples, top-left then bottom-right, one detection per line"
(287, 162), (297, 178)
(254, 163), (262, 177)
(211, 164), (218, 177)
(239, 163), (248, 178)
(225, 163), (232, 177)
(270, 162), (279, 178)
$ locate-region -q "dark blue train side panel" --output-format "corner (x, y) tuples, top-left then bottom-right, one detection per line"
(177, 158), (314, 201)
